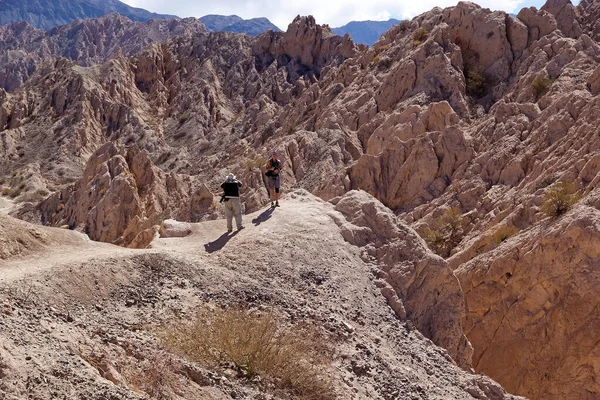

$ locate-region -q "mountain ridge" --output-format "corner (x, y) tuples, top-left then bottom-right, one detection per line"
(332, 19), (401, 45)
(199, 14), (281, 35)
(0, 0), (177, 30)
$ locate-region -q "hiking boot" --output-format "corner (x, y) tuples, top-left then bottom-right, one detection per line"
(237, 226), (245, 231)
(227, 229), (232, 233)
(271, 201), (275, 207)
(275, 201), (280, 207)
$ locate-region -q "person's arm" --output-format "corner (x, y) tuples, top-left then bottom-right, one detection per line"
(265, 160), (273, 171)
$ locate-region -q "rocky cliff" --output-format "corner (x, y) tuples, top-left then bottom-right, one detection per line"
(0, 0), (599, 399)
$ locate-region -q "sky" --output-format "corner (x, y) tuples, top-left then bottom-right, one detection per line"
(120, 0), (581, 29)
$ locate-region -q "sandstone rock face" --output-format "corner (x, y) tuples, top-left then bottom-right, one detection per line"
(542, 0), (582, 39)
(38, 143), (213, 248)
(578, 0), (600, 41)
(332, 190), (473, 368)
(456, 204), (600, 400)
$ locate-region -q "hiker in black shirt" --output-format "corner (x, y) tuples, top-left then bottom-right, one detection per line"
(220, 173), (245, 233)
(265, 151), (282, 207)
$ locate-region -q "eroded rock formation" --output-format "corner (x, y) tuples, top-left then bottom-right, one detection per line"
(332, 190), (473, 369)
(38, 143), (214, 248)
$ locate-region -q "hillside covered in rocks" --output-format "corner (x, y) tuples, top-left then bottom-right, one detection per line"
(1, 0), (599, 399)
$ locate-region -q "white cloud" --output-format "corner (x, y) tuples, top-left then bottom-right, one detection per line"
(120, 0), (568, 29)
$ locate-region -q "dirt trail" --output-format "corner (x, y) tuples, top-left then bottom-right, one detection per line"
(0, 193), (321, 284)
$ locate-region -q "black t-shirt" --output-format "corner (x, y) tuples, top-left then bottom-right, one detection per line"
(268, 159), (281, 176)
(221, 181), (242, 197)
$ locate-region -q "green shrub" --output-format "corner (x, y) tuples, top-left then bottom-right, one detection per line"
(420, 207), (467, 258)
(161, 307), (335, 400)
(541, 181), (581, 218)
(531, 75), (551, 101)
(412, 27), (429, 44)
(466, 69), (488, 97)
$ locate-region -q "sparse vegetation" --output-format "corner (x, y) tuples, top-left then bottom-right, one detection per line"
(398, 20), (411, 32)
(376, 56), (394, 71)
(178, 111), (190, 125)
(420, 207), (467, 258)
(491, 225), (518, 244)
(541, 181), (581, 218)
(412, 27), (429, 44)
(246, 157), (265, 171)
(531, 75), (551, 101)
(465, 68), (488, 97)
(122, 353), (181, 400)
(0, 354), (8, 381)
(161, 307), (335, 400)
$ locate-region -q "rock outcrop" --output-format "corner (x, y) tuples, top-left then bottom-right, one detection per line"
(578, 0), (600, 41)
(456, 202), (600, 400)
(38, 143), (214, 248)
(332, 190), (473, 368)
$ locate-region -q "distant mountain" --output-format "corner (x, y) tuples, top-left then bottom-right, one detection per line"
(199, 14), (281, 36)
(332, 19), (401, 46)
(0, 0), (177, 30)
(199, 15), (244, 31)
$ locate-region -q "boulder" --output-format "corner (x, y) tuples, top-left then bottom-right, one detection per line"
(159, 219), (192, 238)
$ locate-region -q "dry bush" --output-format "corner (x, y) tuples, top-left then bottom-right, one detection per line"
(246, 157), (265, 171)
(0, 355), (7, 380)
(541, 181), (581, 218)
(491, 225), (518, 244)
(531, 75), (551, 101)
(122, 353), (181, 400)
(412, 27), (429, 44)
(161, 307), (335, 400)
(420, 207), (467, 258)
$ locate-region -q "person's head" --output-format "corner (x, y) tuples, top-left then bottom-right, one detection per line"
(226, 173), (236, 182)
(271, 150), (278, 160)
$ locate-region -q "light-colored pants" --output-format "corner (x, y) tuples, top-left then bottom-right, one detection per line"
(224, 197), (243, 230)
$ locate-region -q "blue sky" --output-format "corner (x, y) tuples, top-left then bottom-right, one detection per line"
(120, 0), (581, 29)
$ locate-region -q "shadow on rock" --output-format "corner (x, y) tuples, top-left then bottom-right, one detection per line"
(252, 207), (275, 226)
(204, 232), (238, 253)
